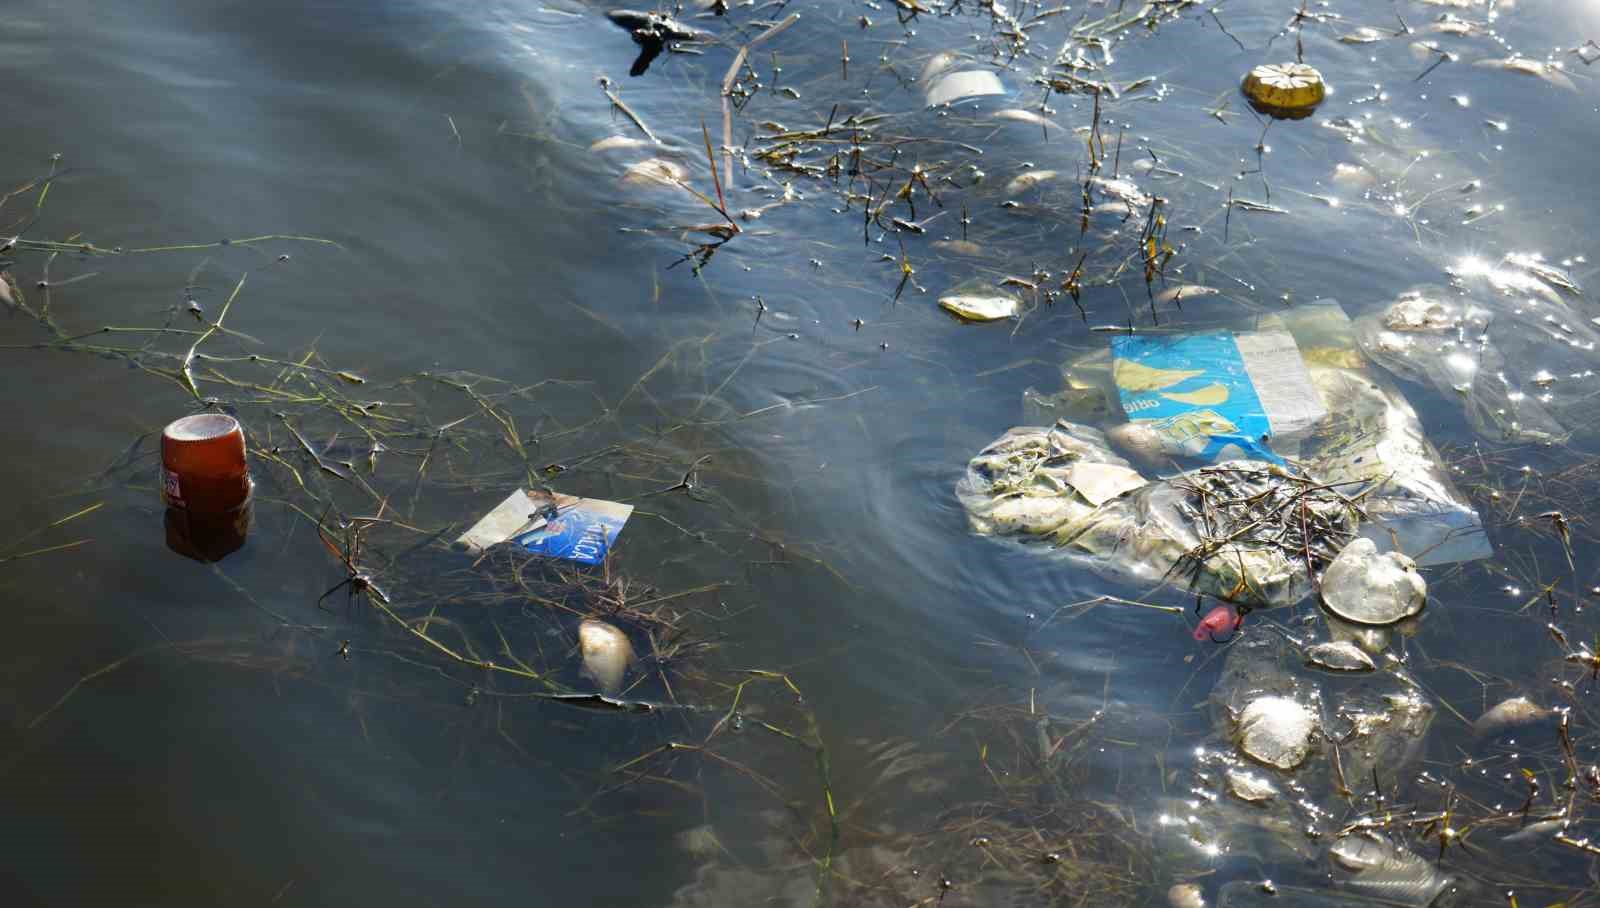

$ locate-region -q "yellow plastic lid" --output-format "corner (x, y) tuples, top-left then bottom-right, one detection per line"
(1242, 62), (1326, 117)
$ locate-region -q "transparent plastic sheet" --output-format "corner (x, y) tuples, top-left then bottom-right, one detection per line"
(1353, 285), (1592, 446)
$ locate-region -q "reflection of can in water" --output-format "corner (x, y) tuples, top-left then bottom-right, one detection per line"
(164, 499), (251, 562)
(160, 413), (252, 562)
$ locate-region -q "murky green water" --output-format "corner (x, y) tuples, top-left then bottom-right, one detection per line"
(4, 0), (1600, 904)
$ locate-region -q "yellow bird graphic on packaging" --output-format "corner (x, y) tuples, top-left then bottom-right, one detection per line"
(1112, 358), (1206, 392)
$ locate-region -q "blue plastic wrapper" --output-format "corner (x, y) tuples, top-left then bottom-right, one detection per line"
(512, 498), (632, 565)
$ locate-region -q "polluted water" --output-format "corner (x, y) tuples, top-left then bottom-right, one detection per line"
(6, 0), (1600, 905)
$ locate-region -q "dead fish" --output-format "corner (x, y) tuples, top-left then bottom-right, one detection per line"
(1153, 285), (1220, 305)
(1305, 641), (1377, 673)
(1230, 198), (1288, 214)
(1410, 40), (1451, 62)
(578, 619), (636, 695)
(1474, 56), (1577, 90)
(1502, 816), (1567, 844)
(991, 109), (1058, 129)
(1093, 201), (1142, 217)
(919, 50), (963, 84)
(589, 135), (654, 153)
(1340, 26), (1390, 44)
(620, 157), (689, 189)
(1005, 169), (1060, 195)
(1428, 17), (1481, 37)
(1503, 252), (1582, 296)
(1332, 162), (1376, 187)
(932, 239), (983, 256)
(1472, 696), (1553, 738)
(1481, 264), (1561, 304)
(1331, 834), (1453, 906)
(1091, 175), (1148, 205)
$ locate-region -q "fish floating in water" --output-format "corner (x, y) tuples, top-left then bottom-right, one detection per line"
(579, 618), (637, 695)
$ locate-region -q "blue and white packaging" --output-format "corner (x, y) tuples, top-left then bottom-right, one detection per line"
(457, 489), (632, 566)
(1110, 328), (1326, 464)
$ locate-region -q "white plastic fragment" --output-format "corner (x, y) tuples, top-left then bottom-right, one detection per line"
(939, 290), (1020, 322)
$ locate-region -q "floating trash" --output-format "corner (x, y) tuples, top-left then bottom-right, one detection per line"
(1193, 604), (1242, 641)
(939, 286), (1023, 322)
(1356, 284), (1600, 449)
(1323, 612), (1392, 655)
(956, 423), (1144, 536)
(1109, 325), (1325, 464)
(1056, 460), (1352, 608)
(1226, 769), (1279, 804)
(161, 413), (253, 563)
(1241, 62), (1327, 119)
(1382, 290), (1459, 331)
(458, 489), (634, 565)
(1234, 695), (1317, 770)
(963, 303), (1489, 605)
(1319, 537), (1427, 627)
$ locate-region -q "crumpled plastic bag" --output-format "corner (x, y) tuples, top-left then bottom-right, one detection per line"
(1051, 459), (1333, 608)
(955, 422), (1144, 537)
(959, 422), (1357, 608)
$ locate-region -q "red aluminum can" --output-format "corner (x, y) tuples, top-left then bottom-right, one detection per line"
(161, 413), (252, 561)
(161, 413), (250, 511)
